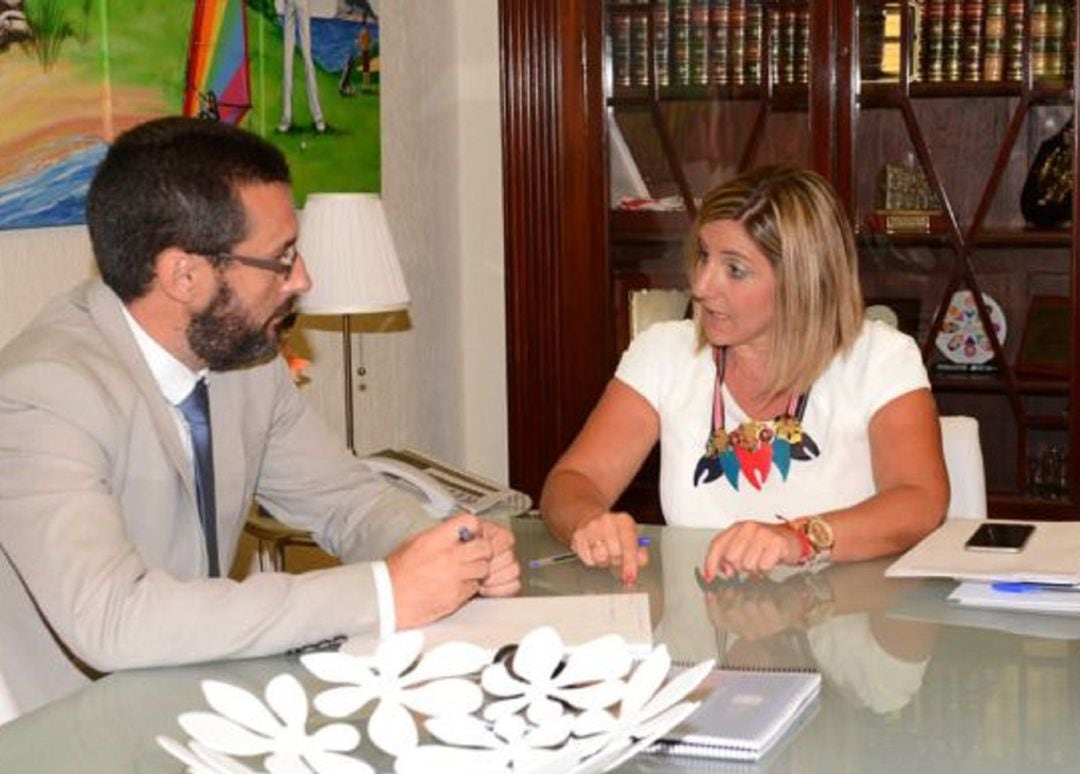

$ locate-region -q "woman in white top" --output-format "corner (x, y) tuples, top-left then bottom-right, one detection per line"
(540, 166), (948, 584)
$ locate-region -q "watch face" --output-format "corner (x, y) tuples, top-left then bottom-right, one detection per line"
(805, 518), (835, 550)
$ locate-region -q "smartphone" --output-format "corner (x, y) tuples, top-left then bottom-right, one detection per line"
(964, 523), (1035, 553)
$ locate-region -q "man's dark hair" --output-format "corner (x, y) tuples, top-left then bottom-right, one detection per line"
(86, 117), (291, 301)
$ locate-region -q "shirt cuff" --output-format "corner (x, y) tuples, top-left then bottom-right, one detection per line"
(371, 560), (396, 638)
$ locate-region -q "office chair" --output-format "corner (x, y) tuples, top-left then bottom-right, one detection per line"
(244, 507), (318, 573)
(940, 415), (987, 519)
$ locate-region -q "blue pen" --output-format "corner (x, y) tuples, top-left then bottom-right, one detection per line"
(991, 581), (1080, 594)
(528, 536), (651, 570)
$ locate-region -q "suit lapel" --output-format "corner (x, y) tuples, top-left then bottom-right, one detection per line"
(85, 281), (197, 498)
(207, 374), (246, 529)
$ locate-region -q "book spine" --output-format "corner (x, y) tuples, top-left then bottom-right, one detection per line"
(671, 0), (692, 86)
(922, 1), (946, 82)
(655, 0), (672, 87)
(631, 7), (651, 86)
(1045, 0), (1067, 79)
(710, 0), (731, 85)
(859, 0), (886, 81)
(961, 0), (984, 81)
(767, 1), (780, 85)
(1031, 1), (1050, 80)
(983, 0), (1007, 82)
(610, 5), (633, 90)
(1067, 1), (1076, 82)
(729, 0), (746, 86)
(779, 0), (796, 84)
(942, 0), (964, 81)
(1005, 0), (1025, 81)
(743, 0), (763, 85)
(690, 0), (711, 85)
(794, 0), (809, 84)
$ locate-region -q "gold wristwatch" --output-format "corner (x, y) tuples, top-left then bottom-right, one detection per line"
(802, 517), (835, 558)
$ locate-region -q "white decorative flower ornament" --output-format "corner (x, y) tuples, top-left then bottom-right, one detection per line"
(157, 735), (263, 774)
(569, 647), (715, 772)
(394, 713), (575, 774)
(480, 627), (633, 724)
(303, 629), (490, 757)
(170, 674), (370, 774)
(158, 626), (716, 774)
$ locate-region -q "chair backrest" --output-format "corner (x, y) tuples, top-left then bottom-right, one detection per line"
(629, 288), (691, 341)
(0, 547), (89, 725)
(940, 415), (987, 519)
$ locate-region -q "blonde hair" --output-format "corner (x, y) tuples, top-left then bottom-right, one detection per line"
(687, 166), (864, 397)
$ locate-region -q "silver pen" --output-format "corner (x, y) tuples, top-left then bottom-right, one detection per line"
(528, 536), (651, 570)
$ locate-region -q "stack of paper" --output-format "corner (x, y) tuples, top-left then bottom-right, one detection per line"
(886, 520), (1080, 584)
(948, 582), (1080, 615)
(647, 669), (821, 761)
(343, 593), (653, 658)
(889, 580), (1080, 640)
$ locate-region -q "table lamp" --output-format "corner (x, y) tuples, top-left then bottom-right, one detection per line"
(297, 193), (410, 453)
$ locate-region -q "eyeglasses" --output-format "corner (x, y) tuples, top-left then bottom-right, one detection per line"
(209, 244), (300, 277)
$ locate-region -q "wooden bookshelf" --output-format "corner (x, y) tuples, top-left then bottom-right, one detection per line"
(501, 0), (1080, 517)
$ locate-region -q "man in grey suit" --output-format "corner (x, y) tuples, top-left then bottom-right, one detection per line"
(0, 118), (519, 710)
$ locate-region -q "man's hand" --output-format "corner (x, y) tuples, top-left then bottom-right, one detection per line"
(387, 514), (493, 629)
(477, 520), (521, 597)
(569, 511), (646, 584)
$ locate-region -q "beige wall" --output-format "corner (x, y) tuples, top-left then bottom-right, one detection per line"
(0, 227), (97, 346)
(0, 1), (508, 481)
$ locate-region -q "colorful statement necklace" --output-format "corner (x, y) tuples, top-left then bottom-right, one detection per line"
(693, 347), (819, 491)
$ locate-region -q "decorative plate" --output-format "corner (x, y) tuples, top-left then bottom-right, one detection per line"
(935, 290), (1006, 365)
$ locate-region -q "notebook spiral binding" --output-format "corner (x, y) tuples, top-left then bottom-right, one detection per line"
(671, 660), (818, 673)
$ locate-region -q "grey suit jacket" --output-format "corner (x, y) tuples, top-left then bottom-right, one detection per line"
(0, 280), (432, 681)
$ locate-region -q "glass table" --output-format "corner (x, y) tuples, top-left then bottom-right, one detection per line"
(1, 517), (1078, 772)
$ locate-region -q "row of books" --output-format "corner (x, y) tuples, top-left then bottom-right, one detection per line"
(918, 0), (1074, 83)
(609, 0), (810, 90)
(609, 1), (1076, 92)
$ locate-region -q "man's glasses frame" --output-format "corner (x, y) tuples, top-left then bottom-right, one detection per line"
(208, 244), (300, 277)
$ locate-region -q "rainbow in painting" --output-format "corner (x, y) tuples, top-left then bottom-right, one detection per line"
(182, 0), (252, 125)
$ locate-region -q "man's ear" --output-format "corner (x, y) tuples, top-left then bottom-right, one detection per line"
(155, 247), (203, 304)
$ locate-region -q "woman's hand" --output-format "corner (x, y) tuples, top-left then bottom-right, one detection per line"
(703, 521), (803, 581)
(704, 580), (816, 641)
(569, 510), (647, 584)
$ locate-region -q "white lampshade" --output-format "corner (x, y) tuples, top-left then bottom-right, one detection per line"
(297, 193), (410, 315)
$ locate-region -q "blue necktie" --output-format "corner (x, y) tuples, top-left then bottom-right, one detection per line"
(177, 379), (220, 577)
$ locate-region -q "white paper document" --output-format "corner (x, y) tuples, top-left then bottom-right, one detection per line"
(886, 520), (1080, 584)
(948, 581), (1080, 615)
(889, 581), (1080, 640)
(343, 592), (653, 658)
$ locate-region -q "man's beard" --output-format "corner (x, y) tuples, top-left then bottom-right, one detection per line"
(187, 279), (292, 371)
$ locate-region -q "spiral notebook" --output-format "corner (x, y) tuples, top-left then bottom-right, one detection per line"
(647, 668), (821, 761)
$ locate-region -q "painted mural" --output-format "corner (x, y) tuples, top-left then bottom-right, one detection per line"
(0, 0), (380, 230)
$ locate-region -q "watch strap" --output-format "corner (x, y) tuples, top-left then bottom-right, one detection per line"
(781, 519), (815, 564)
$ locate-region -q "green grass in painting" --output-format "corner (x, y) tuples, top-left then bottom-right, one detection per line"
(245, 6), (382, 200)
(29, 0), (380, 199)
(23, 0), (77, 71)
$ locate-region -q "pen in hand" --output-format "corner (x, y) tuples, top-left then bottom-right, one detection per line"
(528, 536), (651, 570)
